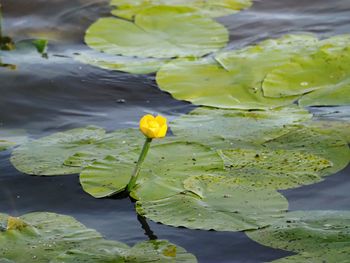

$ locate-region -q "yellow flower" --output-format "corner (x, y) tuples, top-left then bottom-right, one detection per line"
(139, 114), (168, 139)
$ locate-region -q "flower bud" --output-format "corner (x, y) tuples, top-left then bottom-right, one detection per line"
(139, 114), (168, 139)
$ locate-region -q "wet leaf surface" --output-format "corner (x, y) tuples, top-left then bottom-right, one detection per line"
(247, 210), (350, 262)
(136, 175), (288, 231)
(85, 6), (228, 59)
(11, 127), (143, 176)
(110, 0), (252, 19)
(0, 212), (197, 263)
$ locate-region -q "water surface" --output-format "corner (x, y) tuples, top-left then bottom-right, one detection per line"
(0, 0), (349, 262)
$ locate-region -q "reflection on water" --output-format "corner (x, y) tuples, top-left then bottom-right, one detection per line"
(0, 0), (349, 262)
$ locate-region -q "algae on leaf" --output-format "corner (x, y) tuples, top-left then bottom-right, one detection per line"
(246, 211), (350, 262)
(136, 175), (288, 231)
(263, 125), (350, 178)
(220, 148), (331, 190)
(85, 6), (228, 59)
(110, 0), (253, 20)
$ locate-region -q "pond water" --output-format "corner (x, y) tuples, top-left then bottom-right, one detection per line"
(0, 0), (349, 262)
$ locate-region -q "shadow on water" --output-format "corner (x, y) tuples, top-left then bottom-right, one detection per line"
(0, 0), (349, 262)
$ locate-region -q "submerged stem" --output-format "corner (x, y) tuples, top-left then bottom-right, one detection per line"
(127, 137), (152, 192)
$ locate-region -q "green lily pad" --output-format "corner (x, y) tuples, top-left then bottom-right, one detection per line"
(262, 47), (350, 99)
(220, 148), (331, 190)
(215, 34), (319, 71)
(270, 249), (350, 263)
(80, 141), (223, 199)
(298, 79), (350, 106)
(303, 120), (350, 144)
(110, 0), (253, 20)
(75, 50), (168, 74)
(309, 108), (350, 143)
(80, 154), (137, 198)
(11, 127), (143, 176)
(0, 212), (120, 262)
(246, 211), (350, 255)
(156, 34), (350, 109)
(0, 212), (196, 262)
(136, 175), (288, 231)
(0, 129), (28, 152)
(53, 239), (197, 262)
(170, 106), (312, 149)
(263, 126), (350, 177)
(156, 57), (297, 110)
(85, 6), (228, 59)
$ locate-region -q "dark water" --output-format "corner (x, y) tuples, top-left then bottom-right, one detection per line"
(0, 0), (349, 262)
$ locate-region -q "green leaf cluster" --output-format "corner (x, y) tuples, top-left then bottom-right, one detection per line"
(157, 34), (350, 109)
(0, 212), (197, 262)
(10, 105), (349, 233)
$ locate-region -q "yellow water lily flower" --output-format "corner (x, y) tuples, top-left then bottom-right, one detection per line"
(139, 114), (168, 139)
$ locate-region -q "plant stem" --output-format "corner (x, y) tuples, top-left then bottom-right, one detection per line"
(127, 137), (152, 192)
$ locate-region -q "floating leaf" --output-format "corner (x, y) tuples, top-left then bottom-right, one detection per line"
(220, 148), (331, 190)
(136, 175), (288, 231)
(303, 119), (350, 144)
(215, 34), (319, 71)
(270, 249), (350, 263)
(246, 211), (350, 259)
(170, 106), (312, 149)
(75, 50), (168, 74)
(52, 239), (197, 262)
(80, 154), (137, 198)
(0, 212), (119, 262)
(124, 240), (197, 262)
(0, 129), (27, 151)
(0, 212), (196, 262)
(85, 6), (228, 59)
(110, 0), (253, 20)
(80, 141), (223, 199)
(11, 127), (143, 176)
(156, 34), (350, 109)
(262, 47), (350, 99)
(156, 57), (297, 109)
(298, 79), (350, 106)
(263, 126), (350, 177)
